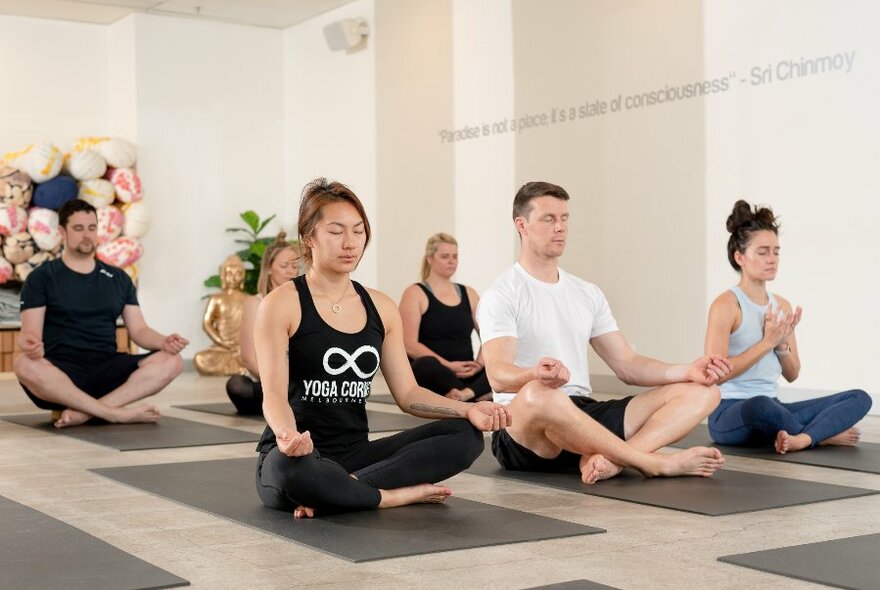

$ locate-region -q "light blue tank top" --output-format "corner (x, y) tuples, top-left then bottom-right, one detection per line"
(719, 286), (782, 400)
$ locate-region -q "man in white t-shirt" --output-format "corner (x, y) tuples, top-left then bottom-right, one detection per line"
(478, 181), (731, 482)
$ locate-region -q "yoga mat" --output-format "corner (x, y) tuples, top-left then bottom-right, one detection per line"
(526, 581), (621, 590)
(466, 450), (877, 516)
(0, 494), (189, 590)
(2, 414), (258, 451)
(719, 533), (880, 590)
(369, 393), (396, 405)
(92, 457), (604, 563)
(672, 424), (880, 474)
(174, 403), (429, 432)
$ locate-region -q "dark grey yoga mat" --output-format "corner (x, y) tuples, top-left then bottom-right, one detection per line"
(0, 494), (189, 590)
(174, 403), (430, 432)
(719, 533), (880, 590)
(672, 424), (880, 474)
(92, 457), (604, 562)
(526, 580), (621, 590)
(466, 449), (877, 516)
(2, 414), (258, 451)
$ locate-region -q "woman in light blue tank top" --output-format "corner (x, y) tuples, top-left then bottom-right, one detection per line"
(704, 200), (871, 453)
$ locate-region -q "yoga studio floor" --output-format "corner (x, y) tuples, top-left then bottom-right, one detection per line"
(0, 371), (878, 590)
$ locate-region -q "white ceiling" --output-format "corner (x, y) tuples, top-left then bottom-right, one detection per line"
(0, 0), (357, 28)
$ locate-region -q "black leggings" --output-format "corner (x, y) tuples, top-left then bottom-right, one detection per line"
(226, 375), (263, 415)
(411, 356), (491, 400)
(256, 419), (484, 513)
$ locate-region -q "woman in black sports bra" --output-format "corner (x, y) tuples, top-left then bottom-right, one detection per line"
(399, 233), (491, 402)
(254, 179), (512, 518)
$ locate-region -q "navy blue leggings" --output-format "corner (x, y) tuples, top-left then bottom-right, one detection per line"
(708, 389), (872, 446)
(256, 419), (484, 514)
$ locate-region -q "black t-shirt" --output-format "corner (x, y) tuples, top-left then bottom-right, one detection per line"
(257, 275), (385, 458)
(416, 283), (475, 362)
(20, 258), (138, 358)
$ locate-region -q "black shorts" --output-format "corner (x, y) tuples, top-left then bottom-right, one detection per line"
(491, 395), (634, 473)
(20, 351), (155, 411)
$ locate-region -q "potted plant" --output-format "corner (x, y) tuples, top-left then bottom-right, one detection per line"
(203, 210), (289, 295)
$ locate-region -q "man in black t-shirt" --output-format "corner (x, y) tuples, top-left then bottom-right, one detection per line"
(13, 199), (189, 428)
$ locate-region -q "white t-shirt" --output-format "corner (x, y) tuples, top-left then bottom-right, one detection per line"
(477, 263), (618, 405)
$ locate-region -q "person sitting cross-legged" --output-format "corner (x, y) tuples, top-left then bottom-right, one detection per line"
(13, 199), (188, 428)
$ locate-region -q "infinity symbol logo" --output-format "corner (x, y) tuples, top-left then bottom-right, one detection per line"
(322, 345), (380, 379)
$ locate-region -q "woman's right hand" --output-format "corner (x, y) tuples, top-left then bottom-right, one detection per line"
(447, 360), (474, 377)
(762, 308), (793, 348)
(277, 430), (313, 457)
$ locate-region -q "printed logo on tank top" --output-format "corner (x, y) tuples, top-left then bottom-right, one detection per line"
(301, 344), (380, 404)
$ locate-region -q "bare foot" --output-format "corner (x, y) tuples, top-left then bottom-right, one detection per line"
(53, 408), (92, 428)
(379, 483), (453, 509)
(293, 506), (315, 519)
(445, 388), (475, 402)
(113, 405), (161, 424)
(655, 446), (725, 478)
(775, 431), (811, 454)
(579, 454), (623, 484)
(819, 427), (861, 447)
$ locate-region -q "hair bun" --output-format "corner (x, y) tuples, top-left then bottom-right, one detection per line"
(726, 199), (754, 233)
(274, 230), (287, 244)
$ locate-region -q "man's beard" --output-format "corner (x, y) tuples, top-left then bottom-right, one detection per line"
(74, 241), (96, 255)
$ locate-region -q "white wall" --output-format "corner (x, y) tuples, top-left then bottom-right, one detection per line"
(704, 0), (880, 407)
(0, 15), (109, 153)
(451, 0), (516, 294)
(511, 0), (708, 375)
(283, 0), (377, 287)
(130, 14), (285, 356)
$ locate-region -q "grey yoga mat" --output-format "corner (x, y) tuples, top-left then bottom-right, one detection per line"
(672, 424), (880, 474)
(0, 494), (189, 590)
(466, 449), (877, 516)
(2, 414), (258, 451)
(718, 533), (880, 590)
(525, 580), (621, 590)
(174, 402), (430, 432)
(92, 457), (604, 563)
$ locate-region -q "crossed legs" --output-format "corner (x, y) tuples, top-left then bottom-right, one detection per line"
(503, 380), (723, 483)
(14, 352), (183, 427)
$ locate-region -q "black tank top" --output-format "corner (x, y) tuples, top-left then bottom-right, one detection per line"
(257, 275), (385, 457)
(416, 283), (474, 362)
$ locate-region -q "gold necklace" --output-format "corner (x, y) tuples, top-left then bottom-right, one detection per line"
(310, 274), (350, 313)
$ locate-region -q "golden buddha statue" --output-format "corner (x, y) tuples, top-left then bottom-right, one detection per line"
(194, 255), (250, 376)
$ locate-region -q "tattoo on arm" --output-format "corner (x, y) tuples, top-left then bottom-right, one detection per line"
(409, 403), (461, 417)
(285, 350), (289, 364)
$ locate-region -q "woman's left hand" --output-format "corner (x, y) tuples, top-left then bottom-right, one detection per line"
(466, 401), (512, 432)
(456, 361), (482, 378)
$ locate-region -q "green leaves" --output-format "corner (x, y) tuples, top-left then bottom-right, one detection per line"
(204, 211), (281, 297)
(240, 210), (260, 232)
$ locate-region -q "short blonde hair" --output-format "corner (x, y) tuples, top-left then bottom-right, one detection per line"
(420, 232), (457, 281)
(256, 231), (303, 296)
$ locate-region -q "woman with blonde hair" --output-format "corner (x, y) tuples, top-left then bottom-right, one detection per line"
(226, 232), (303, 414)
(399, 233), (491, 402)
(254, 179), (510, 518)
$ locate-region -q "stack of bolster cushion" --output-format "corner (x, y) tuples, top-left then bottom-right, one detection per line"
(0, 137), (150, 284)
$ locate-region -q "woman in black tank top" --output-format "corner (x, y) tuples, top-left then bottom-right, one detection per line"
(399, 233), (491, 402)
(254, 179), (511, 518)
